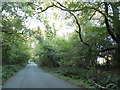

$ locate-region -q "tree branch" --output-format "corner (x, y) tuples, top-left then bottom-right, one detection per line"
(93, 81), (106, 89)
(2, 30), (23, 34)
(41, 4), (55, 13)
(34, 4), (55, 14)
(104, 3), (119, 43)
(35, 2), (89, 46)
(2, 30), (14, 34)
(54, 3), (89, 46)
(56, 2), (114, 22)
(89, 10), (97, 20)
(72, 12), (89, 46)
(2, 30), (26, 41)
(35, 2), (119, 45)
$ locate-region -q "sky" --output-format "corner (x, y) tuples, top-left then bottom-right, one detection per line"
(24, 7), (76, 48)
(25, 8), (75, 37)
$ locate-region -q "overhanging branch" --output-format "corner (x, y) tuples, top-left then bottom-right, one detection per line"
(56, 2), (119, 44)
(2, 30), (23, 34)
(104, 3), (119, 43)
(35, 2), (119, 45)
(2, 30), (14, 34)
(2, 30), (26, 41)
(69, 12), (89, 46)
(35, 2), (89, 46)
(33, 4), (55, 15)
(40, 4), (55, 13)
(89, 10), (97, 20)
(55, 3), (89, 46)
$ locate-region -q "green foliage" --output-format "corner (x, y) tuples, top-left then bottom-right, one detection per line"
(35, 39), (62, 68)
(2, 64), (25, 83)
(2, 2), (31, 65)
(2, 2), (119, 89)
(2, 33), (30, 65)
(92, 73), (120, 89)
(44, 67), (119, 89)
(43, 67), (94, 88)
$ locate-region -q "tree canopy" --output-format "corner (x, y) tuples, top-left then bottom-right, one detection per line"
(1, 1), (120, 89)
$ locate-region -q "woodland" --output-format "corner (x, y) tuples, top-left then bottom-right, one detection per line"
(1, 1), (120, 89)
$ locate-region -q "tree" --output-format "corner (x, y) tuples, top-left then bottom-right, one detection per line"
(2, 2), (31, 65)
(32, 1), (120, 66)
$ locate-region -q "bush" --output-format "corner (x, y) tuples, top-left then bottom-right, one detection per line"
(35, 40), (62, 68)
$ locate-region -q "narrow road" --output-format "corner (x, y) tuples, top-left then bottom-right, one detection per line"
(3, 62), (78, 88)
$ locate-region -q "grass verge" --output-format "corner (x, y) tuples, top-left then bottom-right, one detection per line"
(41, 67), (120, 89)
(41, 67), (94, 88)
(2, 63), (26, 84)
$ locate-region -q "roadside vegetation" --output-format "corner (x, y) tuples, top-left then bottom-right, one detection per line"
(34, 35), (120, 89)
(2, 1), (120, 89)
(2, 2), (31, 83)
(2, 64), (26, 83)
(42, 67), (119, 89)
(2, 32), (30, 83)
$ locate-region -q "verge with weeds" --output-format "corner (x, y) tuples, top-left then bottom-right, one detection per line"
(2, 64), (26, 84)
(41, 67), (120, 89)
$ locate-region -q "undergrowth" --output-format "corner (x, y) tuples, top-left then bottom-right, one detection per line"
(2, 64), (26, 84)
(42, 67), (120, 89)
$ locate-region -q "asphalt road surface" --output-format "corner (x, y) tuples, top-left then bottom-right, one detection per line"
(3, 62), (78, 88)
